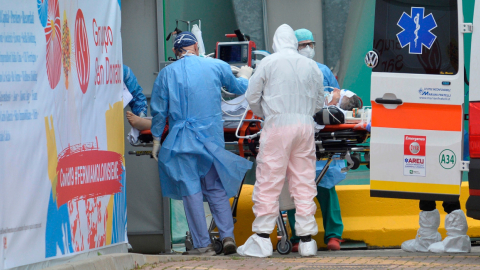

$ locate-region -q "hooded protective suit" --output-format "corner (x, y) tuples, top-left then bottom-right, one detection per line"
(238, 24), (324, 257)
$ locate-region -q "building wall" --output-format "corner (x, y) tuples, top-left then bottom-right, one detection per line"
(263, 0), (325, 63)
(323, 0), (352, 69)
(122, 0), (159, 96)
(231, 0), (265, 50)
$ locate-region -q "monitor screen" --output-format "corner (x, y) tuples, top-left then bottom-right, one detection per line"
(219, 44), (247, 64)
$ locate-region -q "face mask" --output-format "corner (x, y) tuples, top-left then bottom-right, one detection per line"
(182, 50), (195, 57)
(299, 45), (315, 59)
(325, 92), (334, 104)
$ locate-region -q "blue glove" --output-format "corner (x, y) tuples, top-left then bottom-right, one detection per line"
(366, 122), (371, 132)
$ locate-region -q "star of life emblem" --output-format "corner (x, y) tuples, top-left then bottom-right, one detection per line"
(397, 7), (437, 54)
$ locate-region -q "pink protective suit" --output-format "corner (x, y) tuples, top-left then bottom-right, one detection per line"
(245, 24), (325, 237)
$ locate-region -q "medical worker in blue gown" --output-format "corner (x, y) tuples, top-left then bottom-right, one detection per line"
(123, 65), (148, 117)
(150, 32), (254, 256)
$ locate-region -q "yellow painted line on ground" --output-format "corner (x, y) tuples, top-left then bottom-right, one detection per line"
(370, 180), (460, 195)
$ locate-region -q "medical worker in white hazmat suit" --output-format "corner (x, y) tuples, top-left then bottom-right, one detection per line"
(237, 24), (324, 257)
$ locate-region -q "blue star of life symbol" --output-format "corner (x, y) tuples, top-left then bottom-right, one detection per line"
(397, 7), (437, 54)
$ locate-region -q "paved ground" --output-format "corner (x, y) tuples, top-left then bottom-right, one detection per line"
(142, 247), (480, 270)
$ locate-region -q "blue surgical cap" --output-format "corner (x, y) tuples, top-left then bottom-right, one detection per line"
(174, 31), (198, 52)
(294, 28), (314, 43)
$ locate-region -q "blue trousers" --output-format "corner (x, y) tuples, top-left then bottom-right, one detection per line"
(182, 165), (235, 249)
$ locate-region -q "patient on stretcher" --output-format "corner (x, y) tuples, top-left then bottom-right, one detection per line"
(325, 88), (362, 111)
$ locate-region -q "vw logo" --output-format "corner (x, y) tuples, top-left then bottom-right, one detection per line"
(365, 51), (379, 68)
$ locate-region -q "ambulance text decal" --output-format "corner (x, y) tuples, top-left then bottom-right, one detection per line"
(404, 135), (426, 177)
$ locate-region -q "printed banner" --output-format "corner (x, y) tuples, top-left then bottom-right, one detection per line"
(0, 1), (126, 269)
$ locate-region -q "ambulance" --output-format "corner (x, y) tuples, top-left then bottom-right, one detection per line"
(367, 0), (480, 220)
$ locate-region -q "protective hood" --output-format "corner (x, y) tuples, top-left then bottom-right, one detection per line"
(272, 24), (298, 53)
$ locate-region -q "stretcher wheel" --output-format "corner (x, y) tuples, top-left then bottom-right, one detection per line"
(276, 240), (292, 255)
(214, 239), (223, 254)
(351, 154), (361, 170)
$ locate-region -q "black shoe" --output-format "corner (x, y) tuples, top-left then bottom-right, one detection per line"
(223, 237), (237, 255)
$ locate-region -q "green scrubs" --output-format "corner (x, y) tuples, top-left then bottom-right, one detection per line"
(287, 186), (343, 244)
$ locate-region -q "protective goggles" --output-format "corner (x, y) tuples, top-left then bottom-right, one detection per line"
(298, 42), (315, 50)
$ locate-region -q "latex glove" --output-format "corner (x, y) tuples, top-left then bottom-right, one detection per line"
(152, 139), (161, 161)
(237, 65), (253, 80)
(230, 65), (240, 75)
(366, 122), (371, 132)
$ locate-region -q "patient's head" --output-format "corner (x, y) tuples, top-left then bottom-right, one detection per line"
(340, 95), (362, 111)
(327, 88), (342, 106)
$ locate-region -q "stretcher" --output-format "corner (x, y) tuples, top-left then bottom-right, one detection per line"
(127, 106), (370, 255)
(229, 106), (370, 254)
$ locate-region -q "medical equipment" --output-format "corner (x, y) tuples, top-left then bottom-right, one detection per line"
(216, 30), (270, 69)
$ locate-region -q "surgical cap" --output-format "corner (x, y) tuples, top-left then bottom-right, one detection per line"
(173, 31), (198, 52)
(294, 28), (314, 43)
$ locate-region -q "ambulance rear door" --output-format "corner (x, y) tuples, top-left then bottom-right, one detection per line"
(369, 0), (465, 201)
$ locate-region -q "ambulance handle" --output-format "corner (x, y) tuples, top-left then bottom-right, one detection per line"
(375, 98), (403, 105)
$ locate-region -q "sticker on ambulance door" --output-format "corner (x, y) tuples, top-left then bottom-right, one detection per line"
(397, 7), (437, 54)
(404, 135), (426, 176)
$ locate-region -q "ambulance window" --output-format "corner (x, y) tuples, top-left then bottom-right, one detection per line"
(373, 0), (458, 75)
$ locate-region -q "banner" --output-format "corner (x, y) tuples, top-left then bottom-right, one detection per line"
(0, 0), (126, 269)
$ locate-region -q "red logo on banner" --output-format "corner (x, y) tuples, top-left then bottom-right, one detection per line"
(75, 9), (90, 94)
(45, 0), (61, 89)
(55, 140), (123, 206)
(404, 135), (426, 156)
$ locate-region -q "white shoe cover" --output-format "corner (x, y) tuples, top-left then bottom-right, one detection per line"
(401, 210), (442, 252)
(298, 239), (317, 257)
(236, 234), (273, 257)
(428, 210), (471, 253)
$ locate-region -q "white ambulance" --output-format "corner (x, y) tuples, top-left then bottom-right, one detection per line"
(367, 0), (479, 219)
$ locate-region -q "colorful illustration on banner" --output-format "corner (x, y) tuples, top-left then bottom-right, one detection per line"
(403, 135), (426, 177)
(37, 0), (49, 27)
(45, 0), (62, 89)
(44, 102), (126, 257)
(439, 149), (456, 169)
(397, 7), (437, 54)
(62, 10), (71, 89)
(75, 9), (90, 94)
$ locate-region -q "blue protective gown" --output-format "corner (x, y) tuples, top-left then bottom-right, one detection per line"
(150, 55), (252, 200)
(317, 63), (340, 90)
(316, 61), (344, 188)
(316, 159), (347, 189)
(123, 65), (148, 116)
